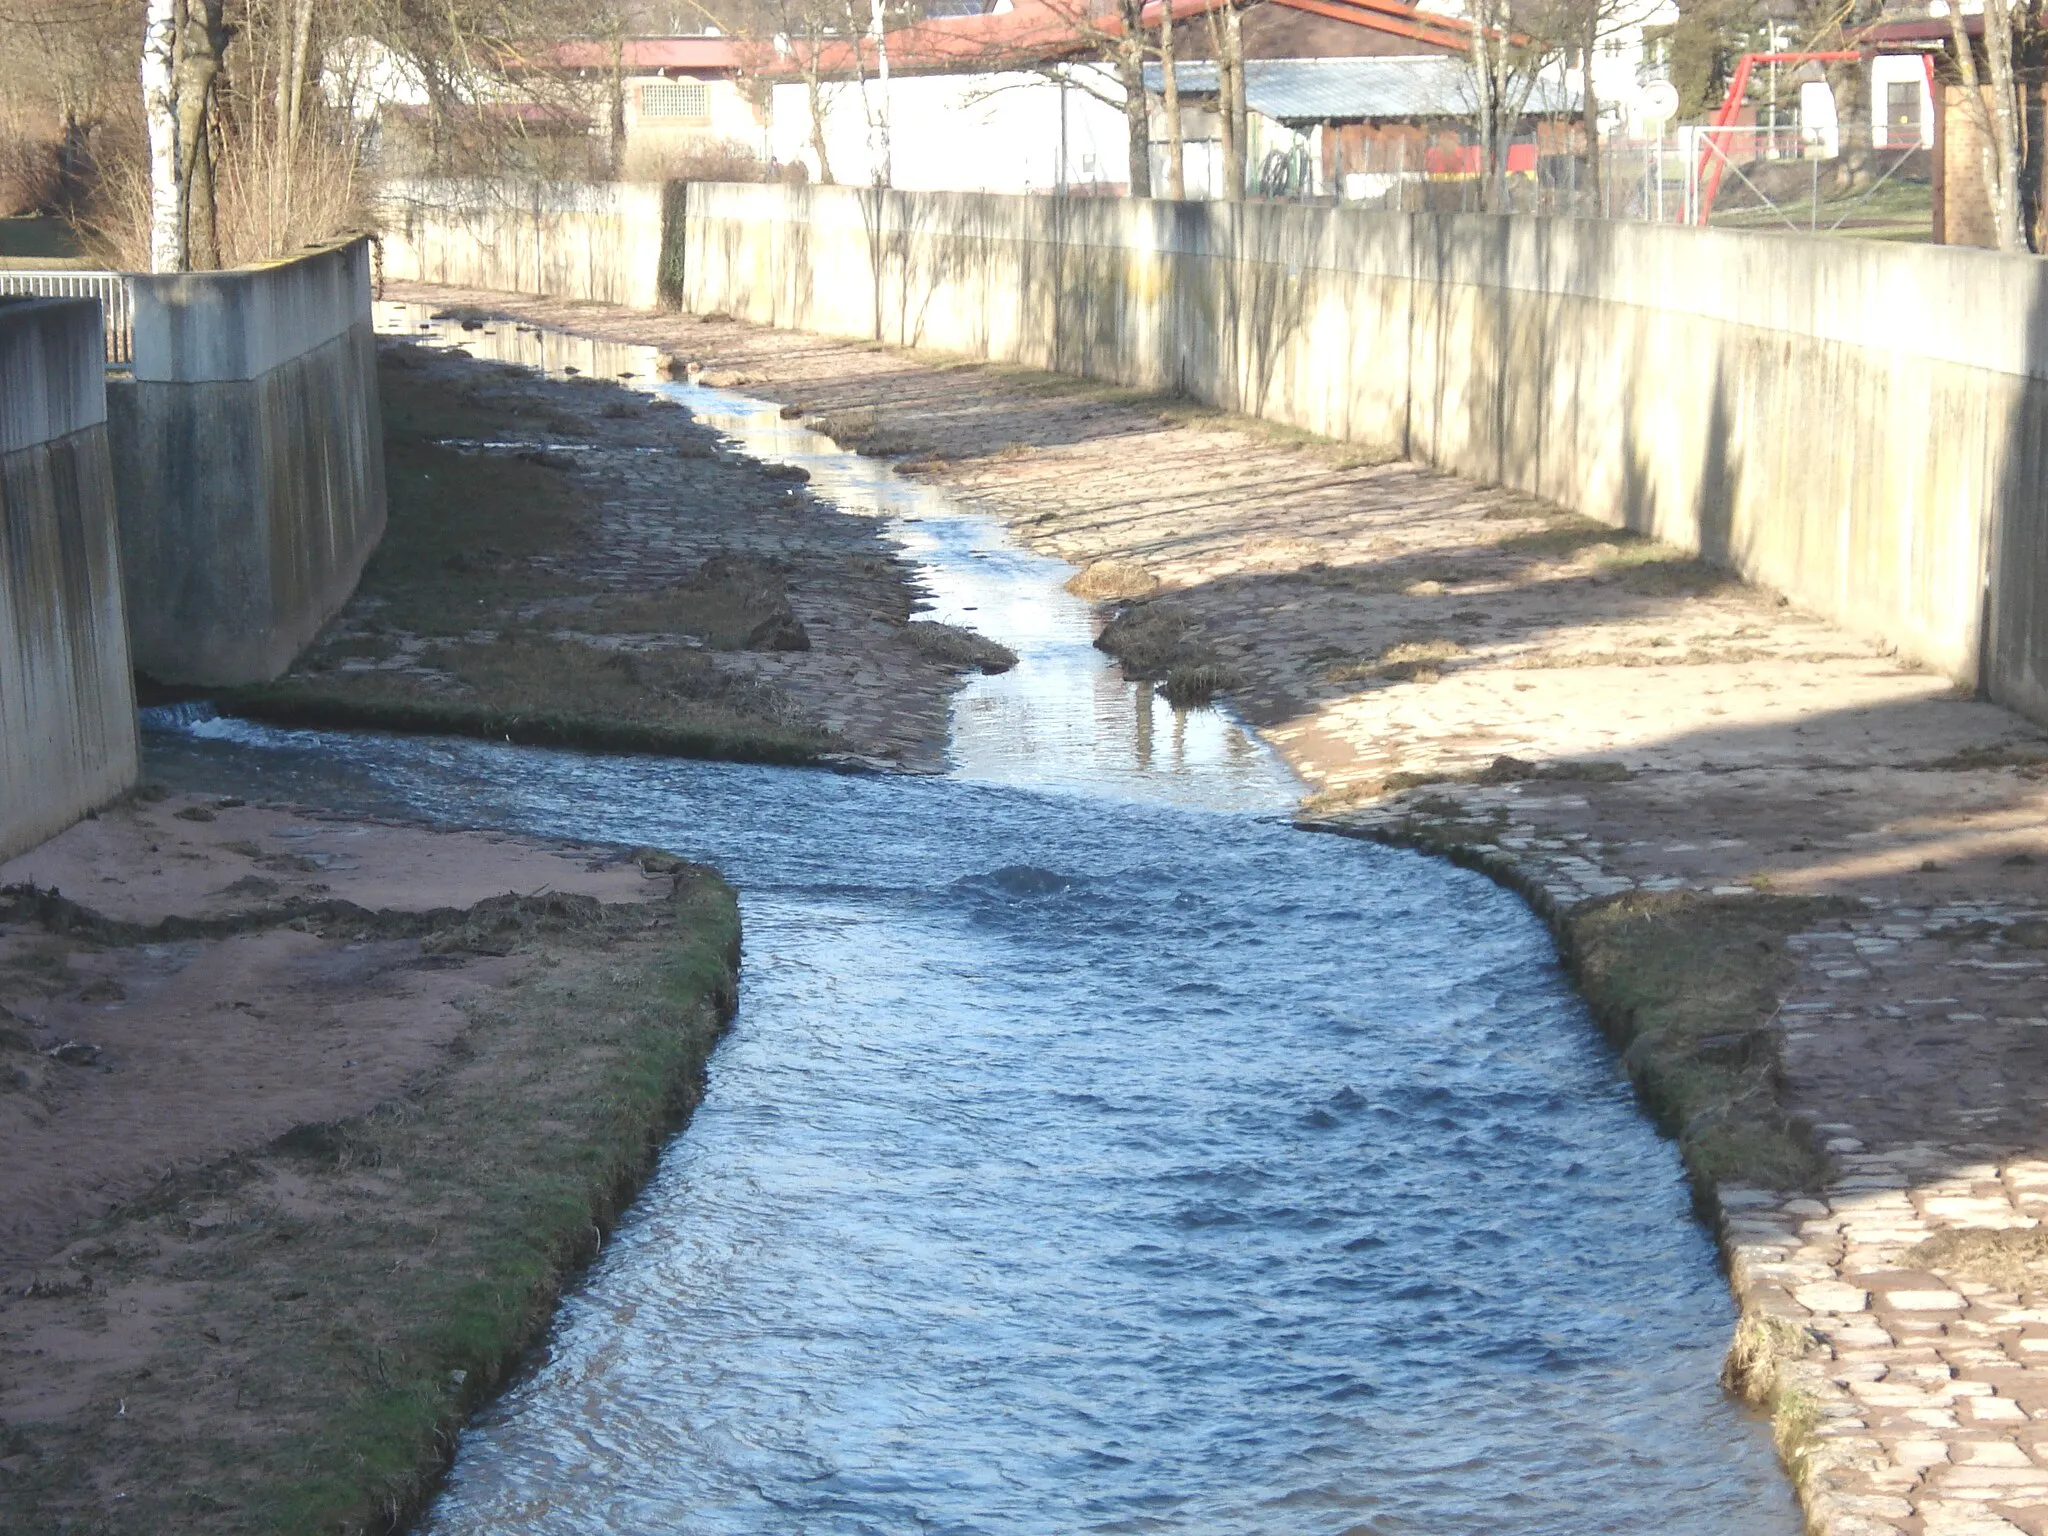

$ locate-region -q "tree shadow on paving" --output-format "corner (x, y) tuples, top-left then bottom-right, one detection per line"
(1382, 683), (2048, 1170)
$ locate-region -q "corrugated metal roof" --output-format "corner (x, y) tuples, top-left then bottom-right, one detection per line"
(1144, 56), (1577, 121)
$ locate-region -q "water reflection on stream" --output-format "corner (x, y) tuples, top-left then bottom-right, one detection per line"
(140, 309), (1798, 1533)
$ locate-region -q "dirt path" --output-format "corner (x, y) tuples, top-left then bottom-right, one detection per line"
(391, 282), (2048, 1536)
(0, 793), (739, 1533)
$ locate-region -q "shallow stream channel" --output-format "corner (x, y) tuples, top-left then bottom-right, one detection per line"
(140, 313), (1801, 1533)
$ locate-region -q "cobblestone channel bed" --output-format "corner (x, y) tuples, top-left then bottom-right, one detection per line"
(386, 282), (2048, 1534)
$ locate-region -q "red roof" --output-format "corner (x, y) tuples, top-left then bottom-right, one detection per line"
(758, 0), (1466, 80)
(1852, 15), (1973, 44)
(550, 37), (743, 71)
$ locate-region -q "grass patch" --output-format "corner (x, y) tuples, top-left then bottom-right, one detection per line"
(962, 359), (1399, 466)
(1327, 638), (1466, 685)
(1093, 601), (1246, 706)
(805, 407), (928, 457)
(1065, 559), (1161, 602)
(1924, 742), (2048, 773)
(1485, 508), (1727, 594)
(1095, 603), (1200, 675)
(565, 555), (810, 653)
(1494, 511), (1648, 560)
(1610, 557), (1738, 598)
(1908, 1227), (2048, 1293)
(900, 621), (1017, 674)
(365, 438), (591, 635)
(1300, 562), (1466, 596)
(231, 636), (836, 764)
(1299, 755), (1631, 814)
(1567, 889), (1847, 1191)
(0, 868), (741, 1535)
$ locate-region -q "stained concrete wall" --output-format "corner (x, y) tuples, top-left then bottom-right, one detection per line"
(378, 180), (667, 310)
(677, 184), (2048, 718)
(111, 238), (387, 685)
(0, 299), (138, 860)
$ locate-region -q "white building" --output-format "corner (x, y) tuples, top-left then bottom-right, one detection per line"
(769, 66), (1133, 192)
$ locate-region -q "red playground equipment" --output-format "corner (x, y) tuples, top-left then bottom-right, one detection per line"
(1690, 49), (1919, 225)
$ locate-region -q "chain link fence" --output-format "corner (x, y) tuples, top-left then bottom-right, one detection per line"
(1295, 120), (1932, 239)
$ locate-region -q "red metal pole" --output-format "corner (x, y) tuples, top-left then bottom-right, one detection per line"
(1693, 51), (1862, 224)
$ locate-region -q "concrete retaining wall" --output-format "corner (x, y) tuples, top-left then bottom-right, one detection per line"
(0, 299), (138, 860)
(379, 180), (667, 310)
(111, 238), (387, 685)
(677, 184), (2048, 717)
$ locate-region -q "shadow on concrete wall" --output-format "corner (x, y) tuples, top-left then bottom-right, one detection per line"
(1694, 363), (1742, 567)
(1987, 266), (2048, 713)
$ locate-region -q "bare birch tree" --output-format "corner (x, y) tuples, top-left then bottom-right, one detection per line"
(142, 0), (227, 271)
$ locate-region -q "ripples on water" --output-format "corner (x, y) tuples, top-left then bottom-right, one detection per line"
(134, 309), (1798, 1534)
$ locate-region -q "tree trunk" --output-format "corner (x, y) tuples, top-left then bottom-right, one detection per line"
(1580, 22), (1600, 212)
(286, 0), (313, 145)
(1161, 0), (1184, 198)
(796, 22), (836, 185)
(1117, 0), (1152, 197)
(1950, 1), (2025, 250)
(143, 0), (182, 271)
(870, 0), (892, 189)
(1206, 7), (1235, 199)
(1222, 3), (1247, 201)
(175, 1), (227, 270)
(806, 63), (835, 184)
(608, 37), (627, 178)
(1983, 0), (2026, 250)
(1470, 19), (1496, 211)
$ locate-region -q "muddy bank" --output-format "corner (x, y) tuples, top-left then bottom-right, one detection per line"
(381, 283), (2048, 1536)
(217, 320), (988, 772)
(0, 794), (738, 1534)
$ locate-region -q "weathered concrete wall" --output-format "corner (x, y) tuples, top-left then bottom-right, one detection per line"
(678, 184), (2048, 718)
(111, 238), (387, 685)
(0, 298), (138, 860)
(378, 180), (667, 310)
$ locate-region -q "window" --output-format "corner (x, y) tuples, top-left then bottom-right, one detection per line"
(640, 80), (710, 121)
(1886, 80), (1922, 137)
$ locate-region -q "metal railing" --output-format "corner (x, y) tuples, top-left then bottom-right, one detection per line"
(0, 271), (134, 365)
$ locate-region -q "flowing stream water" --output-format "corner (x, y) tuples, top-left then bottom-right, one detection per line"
(140, 312), (1799, 1534)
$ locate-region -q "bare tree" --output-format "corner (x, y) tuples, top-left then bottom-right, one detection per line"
(774, 0), (841, 183)
(1553, 0), (1664, 210)
(142, 0), (227, 271)
(1944, 0), (2027, 250)
(1204, 0), (1244, 201)
(991, 0), (1152, 195)
(664, 0), (842, 182)
(1158, 0), (1183, 197)
(840, 0), (894, 186)
(1463, 0), (1568, 212)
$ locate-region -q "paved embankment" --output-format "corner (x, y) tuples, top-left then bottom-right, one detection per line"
(392, 281), (2048, 1536)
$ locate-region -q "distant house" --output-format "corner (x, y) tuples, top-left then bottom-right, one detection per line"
(336, 32), (762, 175)
(761, 0), (1128, 193)
(1145, 54), (1578, 199)
(758, 0), (1578, 198)
(549, 37), (763, 174)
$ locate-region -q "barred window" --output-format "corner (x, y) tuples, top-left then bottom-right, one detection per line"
(640, 80), (710, 120)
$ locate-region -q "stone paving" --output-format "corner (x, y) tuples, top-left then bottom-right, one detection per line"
(386, 283), (2048, 1534)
